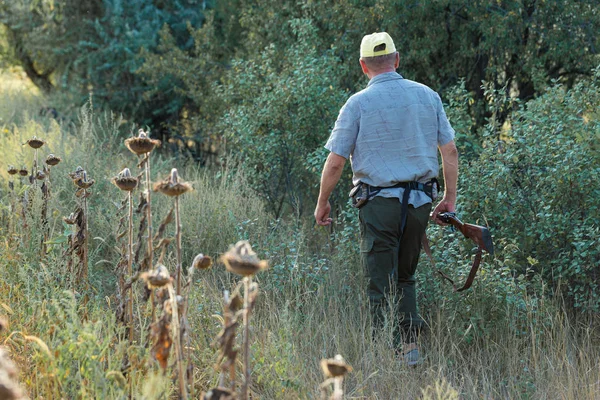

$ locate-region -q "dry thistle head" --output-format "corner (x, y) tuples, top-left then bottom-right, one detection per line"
(73, 170), (95, 189)
(63, 213), (77, 225)
(7, 166), (18, 175)
(201, 387), (236, 400)
(75, 188), (92, 198)
(112, 168), (138, 191)
(35, 170), (46, 180)
(321, 354), (352, 378)
(192, 253), (213, 270)
(24, 136), (45, 149)
(124, 129), (161, 155)
(220, 241), (269, 277)
(140, 264), (172, 289)
(153, 168), (192, 197)
(18, 168), (28, 177)
(45, 154), (62, 166)
(68, 166), (84, 181)
(0, 346), (25, 400)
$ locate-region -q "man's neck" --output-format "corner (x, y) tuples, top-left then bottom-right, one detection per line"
(367, 68), (396, 80)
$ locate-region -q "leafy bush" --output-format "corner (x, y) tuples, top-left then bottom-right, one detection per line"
(455, 68), (600, 311)
(215, 19), (348, 217)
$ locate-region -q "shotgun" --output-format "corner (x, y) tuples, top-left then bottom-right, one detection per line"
(437, 212), (494, 255)
(431, 212), (494, 291)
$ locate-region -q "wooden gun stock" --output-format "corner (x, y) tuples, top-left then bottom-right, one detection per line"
(437, 212), (494, 255)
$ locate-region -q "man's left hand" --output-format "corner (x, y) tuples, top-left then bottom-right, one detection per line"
(315, 201), (333, 226)
(431, 197), (455, 226)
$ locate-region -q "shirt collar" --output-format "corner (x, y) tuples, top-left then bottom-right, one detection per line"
(367, 71), (404, 87)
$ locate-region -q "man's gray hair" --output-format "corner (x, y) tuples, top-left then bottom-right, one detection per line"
(361, 52), (397, 72)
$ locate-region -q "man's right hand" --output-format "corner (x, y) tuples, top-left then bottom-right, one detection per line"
(315, 201), (333, 226)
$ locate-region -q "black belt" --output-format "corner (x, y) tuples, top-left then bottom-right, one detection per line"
(367, 179), (437, 234)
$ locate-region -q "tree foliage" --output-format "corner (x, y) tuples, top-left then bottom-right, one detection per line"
(0, 0), (208, 121)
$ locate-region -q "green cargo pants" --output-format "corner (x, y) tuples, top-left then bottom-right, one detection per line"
(359, 196), (431, 347)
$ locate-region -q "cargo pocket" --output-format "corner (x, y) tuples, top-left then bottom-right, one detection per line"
(360, 235), (374, 278)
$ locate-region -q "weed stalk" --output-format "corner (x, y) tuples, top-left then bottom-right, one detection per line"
(168, 284), (188, 400)
(153, 168), (193, 398)
(127, 189), (134, 341)
(220, 241), (269, 400)
(241, 276), (252, 400)
(7, 166), (17, 235)
(144, 155), (153, 267)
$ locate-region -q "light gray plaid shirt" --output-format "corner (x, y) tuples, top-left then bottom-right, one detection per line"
(325, 72), (455, 207)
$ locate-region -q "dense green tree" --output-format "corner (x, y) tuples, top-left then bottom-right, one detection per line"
(0, 0), (208, 122)
(305, 0), (600, 121)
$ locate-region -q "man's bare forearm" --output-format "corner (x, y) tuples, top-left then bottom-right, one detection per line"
(317, 153), (346, 205)
(315, 152), (346, 225)
(439, 141), (458, 203)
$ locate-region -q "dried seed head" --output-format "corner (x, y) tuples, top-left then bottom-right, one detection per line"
(192, 253), (213, 270)
(220, 241), (269, 277)
(170, 168), (179, 183)
(24, 136), (45, 149)
(63, 213), (77, 225)
(153, 169), (192, 197)
(140, 264), (172, 289)
(74, 179), (95, 189)
(18, 168), (28, 177)
(124, 129), (161, 155)
(75, 188), (92, 198)
(68, 166), (84, 181)
(121, 168), (132, 178)
(45, 154), (62, 166)
(35, 170), (46, 180)
(321, 354), (352, 378)
(0, 346), (25, 400)
(7, 166), (18, 175)
(74, 170), (95, 189)
(202, 387), (236, 400)
(112, 168), (138, 191)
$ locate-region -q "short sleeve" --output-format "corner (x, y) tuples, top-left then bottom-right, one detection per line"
(435, 93), (455, 146)
(324, 96), (360, 159)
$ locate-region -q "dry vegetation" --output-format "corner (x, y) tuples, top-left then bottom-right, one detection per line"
(1, 71), (599, 400)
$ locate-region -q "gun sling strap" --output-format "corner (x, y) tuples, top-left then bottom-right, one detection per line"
(422, 234), (483, 292)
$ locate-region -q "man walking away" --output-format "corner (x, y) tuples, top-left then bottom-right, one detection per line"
(314, 32), (458, 366)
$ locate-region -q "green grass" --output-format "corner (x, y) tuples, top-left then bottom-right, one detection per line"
(1, 69), (599, 399)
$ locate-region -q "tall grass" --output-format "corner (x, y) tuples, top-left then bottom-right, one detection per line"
(0, 70), (599, 399)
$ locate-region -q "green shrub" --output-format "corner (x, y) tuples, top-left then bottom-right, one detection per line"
(455, 68), (600, 311)
(215, 19), (348, 217)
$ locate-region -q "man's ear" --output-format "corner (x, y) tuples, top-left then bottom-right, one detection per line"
(394, 52), (400, 69)
(359, 59), (369, 75)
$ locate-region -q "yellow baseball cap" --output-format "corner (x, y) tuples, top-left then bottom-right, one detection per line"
(360, 32), (396, 58)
